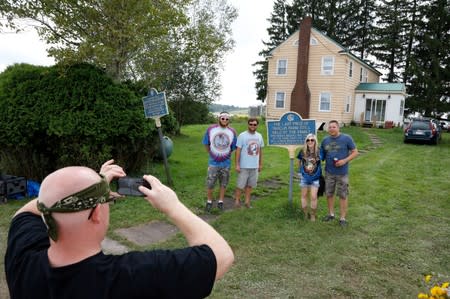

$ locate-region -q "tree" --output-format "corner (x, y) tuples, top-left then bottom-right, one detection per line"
(0, 0), (237, 125)
(161, 0), (237, 126)
(402, 0), (421, 84)
(338, 0), (377, 60)
(287, 0), (324, 34)
(406, 0), (450, 116)
(0, 0), (188, 82)
(371, 0), (412, 82)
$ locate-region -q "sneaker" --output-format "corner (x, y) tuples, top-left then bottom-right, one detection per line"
(339, 219), (348, 227)
(205, 201), (213, 212)
(217, 201), (224, 211)
(322, 214), (335, 222)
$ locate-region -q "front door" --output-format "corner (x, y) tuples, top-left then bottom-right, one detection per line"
(365, 98), (386, 122)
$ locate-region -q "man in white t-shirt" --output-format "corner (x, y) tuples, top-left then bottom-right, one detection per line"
(234, 118), (264, 208)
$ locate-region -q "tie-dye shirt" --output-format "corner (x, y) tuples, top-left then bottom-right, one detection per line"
(202, 124), (237, 167)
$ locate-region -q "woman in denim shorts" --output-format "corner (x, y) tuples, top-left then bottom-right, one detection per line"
(297, 134), (322, 221)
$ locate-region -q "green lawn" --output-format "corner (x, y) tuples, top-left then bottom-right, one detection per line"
(1, 122), (449, 298)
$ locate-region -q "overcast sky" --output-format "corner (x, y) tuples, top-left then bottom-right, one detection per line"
(0, 0), (274, 107)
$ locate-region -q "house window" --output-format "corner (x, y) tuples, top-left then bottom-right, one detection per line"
(349, 61), (353, 78)
(321, 56), (334, 75)
(319, 92), (331, 111)
(345, 95), (351, 113)
(275, 92), (285, 108)
(360, 67), (368, 82)
(277, 59), (287, 75)
(310, 37), (318, 45)
(400, 99), (404, 116)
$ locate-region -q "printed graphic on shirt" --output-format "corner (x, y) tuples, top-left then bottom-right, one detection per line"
(303, 157), (318, 174)
(246, 140), (260, 156)
(324, 141), (341, 153)
(209, 127), (234, 162)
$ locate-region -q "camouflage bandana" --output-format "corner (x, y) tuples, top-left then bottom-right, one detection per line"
(37, 174), (111, 241)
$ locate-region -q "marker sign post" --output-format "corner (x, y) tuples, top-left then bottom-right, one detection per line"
(267, 112), (316, 204)
(142, 88), (173, 186)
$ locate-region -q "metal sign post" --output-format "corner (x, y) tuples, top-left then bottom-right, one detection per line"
(266, 112), (316, 205)
(142, 88), (173, 186)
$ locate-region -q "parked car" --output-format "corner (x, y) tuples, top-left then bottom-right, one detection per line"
(404, 118), (441, 145)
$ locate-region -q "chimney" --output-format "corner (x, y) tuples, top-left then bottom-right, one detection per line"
(291, 16), (312, 118)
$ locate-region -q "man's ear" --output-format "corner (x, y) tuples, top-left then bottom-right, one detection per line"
(89, 205), (102, 224)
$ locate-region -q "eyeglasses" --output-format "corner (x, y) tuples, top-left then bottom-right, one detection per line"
(249, 123), (258, 126)
(88, 196), (115, 219)
(306, 139), (315, 142)
(220, 118), (229, 121)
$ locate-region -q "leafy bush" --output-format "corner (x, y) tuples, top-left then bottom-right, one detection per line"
(0, 63), (177, 180)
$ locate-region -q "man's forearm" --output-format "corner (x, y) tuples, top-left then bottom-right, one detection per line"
(346, 149), (359, 163)
(166, 202), (234, 280)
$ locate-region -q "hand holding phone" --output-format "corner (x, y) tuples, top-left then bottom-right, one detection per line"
(117, 177), (151, 196)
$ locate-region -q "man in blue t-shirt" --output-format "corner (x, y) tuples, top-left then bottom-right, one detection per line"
(320, 120), (358, 227)
(202, 112), (237, 212)
(234, 118), (264, 208)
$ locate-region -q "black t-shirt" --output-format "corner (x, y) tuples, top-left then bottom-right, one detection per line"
(5, 213), (217, 299)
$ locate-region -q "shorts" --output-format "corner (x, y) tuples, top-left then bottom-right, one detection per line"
(300, 176), (320, 188)
(236, 168), (259, 189)
(325, 172), (349, 199)
(206, 166), (230, 189)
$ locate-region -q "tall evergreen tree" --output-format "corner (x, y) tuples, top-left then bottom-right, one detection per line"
(402, 0), (421, 83)
(286, 0), (319, 34)
(340, 0), (377, 60)
(372, 0), (411, 82)
(407, 0), (450, 115)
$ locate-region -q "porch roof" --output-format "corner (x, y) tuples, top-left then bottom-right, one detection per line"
(356, 83), (406, 93)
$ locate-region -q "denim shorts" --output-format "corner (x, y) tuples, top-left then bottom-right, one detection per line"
(300, 177), (320, 188)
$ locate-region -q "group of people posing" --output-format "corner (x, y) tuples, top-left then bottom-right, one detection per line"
(203, 113), (358, 227)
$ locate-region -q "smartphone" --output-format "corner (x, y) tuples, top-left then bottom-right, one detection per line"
(142, 179), (152, 190)
(117, 177), (151, 196)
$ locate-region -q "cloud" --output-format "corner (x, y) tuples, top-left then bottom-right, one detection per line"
(0, 30), (54, 72)
(219, 0), (273, 107)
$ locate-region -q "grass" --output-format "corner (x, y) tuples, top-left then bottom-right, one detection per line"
(1, 122), (449, 298)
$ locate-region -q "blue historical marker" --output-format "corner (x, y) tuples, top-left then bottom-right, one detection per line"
(267, 112), (316, 146)
(266, 112), (316, 205)
(142, 88), (168, 119)
(142, 88), (173, 186)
